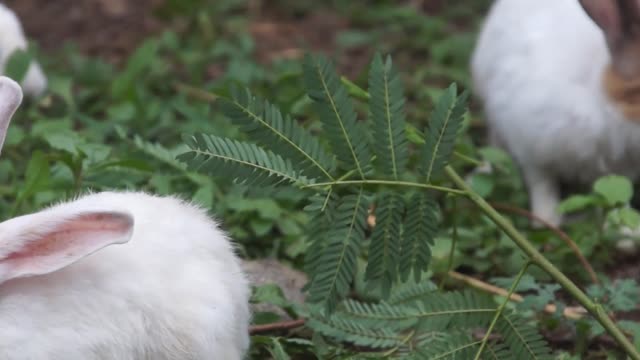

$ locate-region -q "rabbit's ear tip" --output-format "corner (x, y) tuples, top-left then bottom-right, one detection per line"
(0, 76), (23, 107)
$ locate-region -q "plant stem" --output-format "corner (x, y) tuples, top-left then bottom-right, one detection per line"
(454, 151), (483, 166)
(474, 262), (531, 359)
(445, 166), (640, 360)
(304, 179), (466, 195)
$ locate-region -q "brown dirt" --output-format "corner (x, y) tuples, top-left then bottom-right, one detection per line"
(6, 0), (368, 76)
(4, 0), (164, 64)
(248, 9), (370, 78)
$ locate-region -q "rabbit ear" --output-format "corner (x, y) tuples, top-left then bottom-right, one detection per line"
(580, 0), (627, 43)
(581, 0), (640, 76)
(0, 76), (23, 155)
(0, 211), (133, 283)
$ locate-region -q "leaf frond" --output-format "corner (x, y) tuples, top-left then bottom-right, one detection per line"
(421, 84), (469, 182)
(178, 134), (309, 187)
(495, 314), (553, 360)
(306, 190), (370, 312)
(307, 311), (404, 349)
(220, 87), (336, 180)
(369, 53), (408, 179)
(303, 54), (372, 178)
(399, 193), (439, 282)
(365, 191), (405, 298)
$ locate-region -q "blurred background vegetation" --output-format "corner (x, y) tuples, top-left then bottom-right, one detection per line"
(2, 0), (492, 261)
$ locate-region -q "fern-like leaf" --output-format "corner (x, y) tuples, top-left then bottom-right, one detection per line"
(178, 134), (308, 187)
(306, 190), (370, 312)
(388, 280), (438, 306)
(307, 311), (403, 349)
(421, 84), (469, 182)
(412, 291), (497, 332)
(220, 87), (336, 180)
(341, 299), (418, 331)
(336, 290), (495, 333)
(399, 193), (438, 283)
(365, 191), (404, 298)
(496, 314), (553, 360)
(369, 53), (408, 179)
(412, 334), (481, 360)
(304, 191), (338, 278)
(303, 54), (372, 178)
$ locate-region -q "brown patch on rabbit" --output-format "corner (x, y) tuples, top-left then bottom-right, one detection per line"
(603, 64), (640, 120)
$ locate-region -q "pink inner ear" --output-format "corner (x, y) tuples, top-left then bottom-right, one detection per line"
(3, 212), (133, 279)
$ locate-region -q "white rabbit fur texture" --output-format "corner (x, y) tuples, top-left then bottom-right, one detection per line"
(471, 0), (640, 226)
(0, 191), (251, 360)
(0, 3), (46, 97)
(0, 76), (250, 360)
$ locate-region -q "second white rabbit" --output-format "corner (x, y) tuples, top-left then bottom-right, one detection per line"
(472, 0), (640, 225)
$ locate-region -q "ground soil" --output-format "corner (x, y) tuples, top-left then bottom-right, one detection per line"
(5, 0), (164, 64)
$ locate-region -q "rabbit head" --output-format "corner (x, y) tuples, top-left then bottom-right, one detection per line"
(0, 4), (47, 97)
(0, 76), (134, 285)
(580, 0), (640, 119)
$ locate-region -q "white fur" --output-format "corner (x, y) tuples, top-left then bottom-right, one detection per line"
(0, 192), (251, 359)
(0, 3), (46, 97)
(471, 0), (640, 225)
(0, 77), (251, 359)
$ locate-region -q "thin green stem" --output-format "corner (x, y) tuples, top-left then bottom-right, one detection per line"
(454, 151), (483, 166)
(475, 262), (531, 360)
(381, 330), (416, 357)
(445, 165), (640, 360)
(303, 179), (466, 195)
(340, 76), (370, 102)
(335, 168), (358, 182)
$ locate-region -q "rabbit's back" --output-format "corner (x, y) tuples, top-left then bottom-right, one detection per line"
(0, 3), (47, 96)
(0, 191), (250, 360)
(472, 0), (640, 183)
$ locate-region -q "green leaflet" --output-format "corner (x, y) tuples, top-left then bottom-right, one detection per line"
(307, 313), (403, 349)
(399, 193), (439, 283)
(304, 191), (339, 280)
(303, 54), (372, 178)
(365, 191), (404, 298)
(219, 87), (336, 180)
(178, 133), (309, 187)
(306, 190), (370, 313)
(306, 288), (550, 360)
(421, 84), (469, 182)
(496, 315), (553, 360)
(369, 53), (408, 179)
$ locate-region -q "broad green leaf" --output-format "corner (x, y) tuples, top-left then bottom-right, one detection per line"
(609, 207), (640, 229)
(268, 338), (291, 360)
(557, 194), (599, 214)
(593, 175), (633, 206)
(5, 49), (32, 82)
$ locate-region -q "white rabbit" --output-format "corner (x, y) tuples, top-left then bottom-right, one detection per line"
(0, 77), (251, 359)
(471, 0), (640, 226)
(0, 3), (46, 97)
